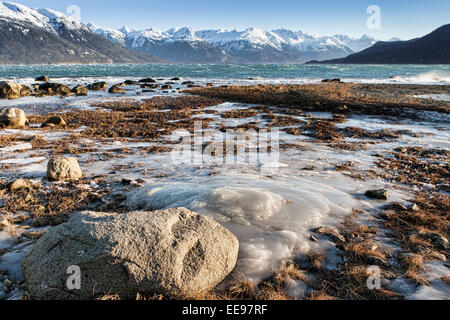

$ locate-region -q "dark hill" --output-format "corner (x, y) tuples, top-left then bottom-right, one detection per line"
(308, 24), (450, 64)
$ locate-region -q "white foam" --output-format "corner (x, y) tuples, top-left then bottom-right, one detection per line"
(390, 71), (450, 84)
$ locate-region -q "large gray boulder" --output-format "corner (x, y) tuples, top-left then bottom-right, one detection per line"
(46, 157), (83, 181)
(0, 107), (27, 129)
(22, 208), (239, 300)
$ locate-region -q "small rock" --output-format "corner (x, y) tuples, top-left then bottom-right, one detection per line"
(170, 77), (180, 81)
(2, 279), (12, 293)
(310, 235), (318, 242)
(0, 107), (27, 129)
(139, 78), (156, 83)
(314, 226), (346, 243)
(47, 157), (83, 181)
(321, 78), (341, 83)
(124, 80), (139, 85)
(38, 83), (72, 96)
(9, 179), (30, 191)
(410, 203), (420, 211)
(41, 123), (55, 128)
(43, 116), (66, 127)
(121, 178), (133, 185)
(389, 202), (408, 211)
(87, 82), (108, 91)
(3, 279), (12, 288)
(423, 233), (449, 250)
(336, 105), (350, 113)
(72, 85), (88, 96)
(365, 189), (388, 200)
(109, 85), (126, 94)
(0, 219), (10, 230)
(35, 76), (50, 82)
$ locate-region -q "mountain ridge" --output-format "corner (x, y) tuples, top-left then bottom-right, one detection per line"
(88, 24), (379, 64)
(308, 24), (450, 64)
(0, 1), (163, 65)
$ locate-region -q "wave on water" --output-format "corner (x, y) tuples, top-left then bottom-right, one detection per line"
(1, 64), (450, 85)
(389, 70), (450, 84)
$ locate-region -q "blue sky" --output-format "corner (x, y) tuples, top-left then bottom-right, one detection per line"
(11, 0), (450, 40)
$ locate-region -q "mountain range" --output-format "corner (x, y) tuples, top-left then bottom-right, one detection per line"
(0, 1), (162, 65)
(309, 24), (450, 64)
(88, 24), (379, 64)
(2, 1), (446, 65)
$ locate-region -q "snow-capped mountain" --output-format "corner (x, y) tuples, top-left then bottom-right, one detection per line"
(89, 24), (378, 64)
(0, 2), (162, 65)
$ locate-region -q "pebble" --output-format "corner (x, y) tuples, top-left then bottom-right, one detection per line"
(365, 189), (388, 200)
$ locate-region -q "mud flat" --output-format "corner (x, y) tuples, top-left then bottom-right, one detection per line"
(0, 81), (448, 300)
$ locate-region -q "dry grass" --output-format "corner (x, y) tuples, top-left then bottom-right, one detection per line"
(185, 83), (450, 116)
(0, 179), (109, 227)
(376, 149), (449, 191)
(27, 96), (222, 141)
(0, 134), (46, 149)
(307, 252), (325, 270)
(221, 108), (259, 119)
(378, 194), (449, 286)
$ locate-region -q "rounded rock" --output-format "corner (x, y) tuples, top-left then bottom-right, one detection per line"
(46, 157), (83, 181)
(0, 107), (27, 129)
(44, 116), (66, 127)
(9, 179), (31, 191)
(22, 208), (239, 300)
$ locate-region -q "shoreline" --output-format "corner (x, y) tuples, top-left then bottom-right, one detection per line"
(0, 80), (448, 300)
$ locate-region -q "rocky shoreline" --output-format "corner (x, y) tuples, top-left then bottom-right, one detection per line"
(0, 80), (448, 300)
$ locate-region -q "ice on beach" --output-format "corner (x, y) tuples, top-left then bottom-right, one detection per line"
(0, 75), (448, 298)
(0, 242), (32, 281)
(389, 260), (450, 300)
(124, 170), (364, 281)
(0, 231), (13, 250)
(0, 143), (32, 153)
(0, 156), (46, 165)
(416, 94), (450, 102)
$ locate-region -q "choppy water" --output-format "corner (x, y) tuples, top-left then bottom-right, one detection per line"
(0, 64), (450, 84)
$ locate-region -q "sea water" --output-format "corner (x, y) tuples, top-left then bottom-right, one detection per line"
(0, 63), (450, 84)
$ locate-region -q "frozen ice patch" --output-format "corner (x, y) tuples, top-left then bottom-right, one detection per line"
(124, 173), (357, 281)
(208, 187), (287, 223)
